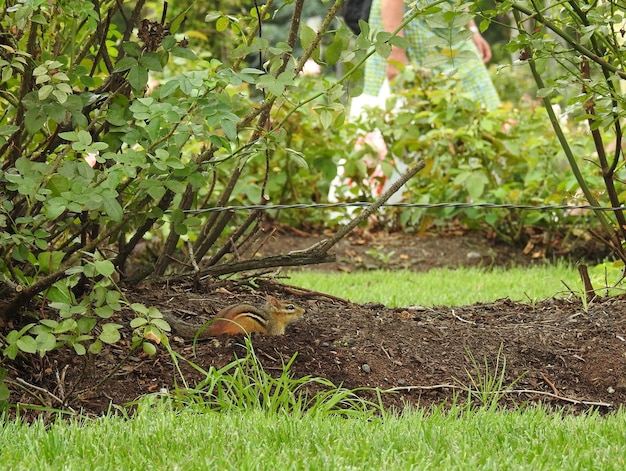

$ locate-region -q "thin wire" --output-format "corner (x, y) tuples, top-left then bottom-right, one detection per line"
(169, 201), (624, 215)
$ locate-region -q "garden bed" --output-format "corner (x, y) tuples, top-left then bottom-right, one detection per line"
(6, 230), (625, 416)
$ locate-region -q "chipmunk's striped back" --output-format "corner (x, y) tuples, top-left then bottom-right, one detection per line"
(209, 297), (304, 335)
(208, 304), (270, 335)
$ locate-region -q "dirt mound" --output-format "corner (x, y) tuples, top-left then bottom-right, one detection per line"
(8, 279), (626, 416)
(5, 232), (624, 416)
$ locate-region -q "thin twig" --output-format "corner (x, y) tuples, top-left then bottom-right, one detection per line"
(11, 377), (76, 412)
(380, 343), (392, 361)
(451, 309), (475, 324)
(384, 383), (612, 407)
(187, 240), (200, 274)
(577, 264), (598, 304)
(294, 160), (426, 255)
(54, 360), (65, 403)
(191, 251), (335, 279)
(541, 372), (559, 397)
(263, 280), (351, 304)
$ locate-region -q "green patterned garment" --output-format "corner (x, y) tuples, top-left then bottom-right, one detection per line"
(363, 0), (501, 111)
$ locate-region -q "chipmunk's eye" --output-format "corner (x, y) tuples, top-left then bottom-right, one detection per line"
(286, 304), (295, 310)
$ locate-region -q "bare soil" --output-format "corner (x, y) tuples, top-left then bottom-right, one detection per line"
(5, 230), (626, 416)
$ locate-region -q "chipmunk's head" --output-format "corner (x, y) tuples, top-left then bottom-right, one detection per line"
(267, 295), (305, 323)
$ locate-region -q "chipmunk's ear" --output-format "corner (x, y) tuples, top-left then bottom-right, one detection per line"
(266, 295), (279, 306)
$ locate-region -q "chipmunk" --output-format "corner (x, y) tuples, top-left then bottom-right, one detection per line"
(164, 296), (305, 338)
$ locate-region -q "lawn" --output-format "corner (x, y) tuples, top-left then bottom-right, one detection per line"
(285, 263), (581, 306)
(2, 406), (624, 470)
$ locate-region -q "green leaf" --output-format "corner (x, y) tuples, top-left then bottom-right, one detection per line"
(122, 41), (142, 57)
(131, 303), (148, 314)
(139, 53), (163, 72)
(389, 36), (410, 49)
(10, 324), (37, 343)
(45, 282), (72, 304)
(216, 16), (229, 32)
(0, 125), (19, 136)
(375, 31), (392, 43)
(73, 343), (87, 355)
(535, 57), (548, 74)
(466, 173), (487, 200)
(257, 75), (284, 96)
(17, 336), (37, 354)
(93, 260), (115, 277)
(4, 344), (19, 360)
(33, 65), (48, 76)
(94, 306), (114, 318)
(151, 318), (171, 332)
(536, 87), (554, 98)
(114, 57), (137, 72)
(300, 24), (316, 49)
(162, 36), (177, 50)
(24, 108), (46, 134)
(35, 332), (57, 353)
(130, 317), (148, 328)
(77, 317), (98, 334)
(376, 42), (392, 58)
(143, 342), (157, 355)
(59, 131), (78, 141)
(89, 285), (107, 306)
(54, 72), (70, 82)
(158, 79), (179, 98)
(88, 339), (102, 354)
(319, 110), (333, 130)
(31, 13), (48, 24)
(44, 198), (66, 219)
(53, 319), (77, 334)
(146, 184), (166, 202)
(164, 179), (186, 193)
(38, 85), (54, 102)
(147, 307), (163, 319)
(52, 88), (68, 104)
(421, 53), (453, 69)
(128, 66), (149, 91)
(77, 130), (92, 145)
(37, 251), (65, 274)
(171, 46), (198, 60)
(174, 222), (187, 235)
(2, 65), (13, 82)
(102, 197), (123, 222)
(222, 119), (237, 140)
(286, 148), (309, 169)
(106, 290), (122, 309)
(326, 36), (344, 66)
(105, 104), (129, 126)
(35, 319), (56, 331)
(239, 67), (265, 83)
(87, 141), (108, 152)
(99, 323), (122, 344)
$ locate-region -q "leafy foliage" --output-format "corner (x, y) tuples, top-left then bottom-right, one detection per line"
(489, 0), (626, 264)
(0, 0), (376, 362)
(326, 66), (601, 245)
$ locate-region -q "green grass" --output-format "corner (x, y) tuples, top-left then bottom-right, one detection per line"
(2, 406), (625, 470)
(284, 263), (581, 306)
